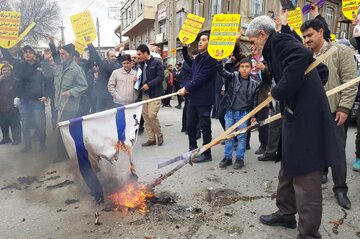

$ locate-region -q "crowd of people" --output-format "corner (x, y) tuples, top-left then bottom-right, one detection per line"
(1, 5), (360, 238)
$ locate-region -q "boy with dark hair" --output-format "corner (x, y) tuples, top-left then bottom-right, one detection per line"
(217, 58), (259, 169)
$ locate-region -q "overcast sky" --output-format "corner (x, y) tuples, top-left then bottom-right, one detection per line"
(56, 0), (122, 47)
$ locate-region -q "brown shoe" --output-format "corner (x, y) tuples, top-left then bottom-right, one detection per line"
(142, 140), (156, 147)
(157, 135), (164, 146)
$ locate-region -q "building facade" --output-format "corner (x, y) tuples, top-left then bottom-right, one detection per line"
(115, 0), (353, 61)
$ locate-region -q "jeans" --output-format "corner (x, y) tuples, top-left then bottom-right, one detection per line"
(187, 104), (212, 156)
(19, 100), (46, 147)
(224, 110), (249, 160)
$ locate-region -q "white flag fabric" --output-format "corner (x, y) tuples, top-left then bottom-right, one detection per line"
(58, 104), (143, 202)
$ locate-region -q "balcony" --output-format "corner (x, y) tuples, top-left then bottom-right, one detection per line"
(119, 0), (159, 37)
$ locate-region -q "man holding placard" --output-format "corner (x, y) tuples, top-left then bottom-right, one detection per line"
(178, 33), (217, 162)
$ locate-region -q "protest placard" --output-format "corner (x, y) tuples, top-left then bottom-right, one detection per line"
(342, 0), (360, 20)
(0, 11), (21, 48)
(208, 14), (240, 60)
(288, 7), (303, 36)
(74, 40), (86, 56)
(70, 10), (97, 45)
(178, 13), (205, 44)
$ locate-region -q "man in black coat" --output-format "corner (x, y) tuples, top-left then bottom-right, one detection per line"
(246, 16), (340, 239)
(136, 44), (164, 146)
(178, 33), (217, 162)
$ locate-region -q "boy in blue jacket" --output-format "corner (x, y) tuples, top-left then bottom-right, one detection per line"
(218, 58), (259, 169)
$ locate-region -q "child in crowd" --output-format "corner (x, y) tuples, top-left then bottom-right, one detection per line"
(217, 58), (259, 169)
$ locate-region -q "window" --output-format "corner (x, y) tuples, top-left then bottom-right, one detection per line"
(339, 22), (349, 39)
(325, 7), (335, 33)
(159, 20), (166, 35)
(249, 0), (264, 17)
(126, 7), (131, 26)
(210, 0), (222, 17)
(139, 0), (143, 14)
(121, 11), (126, 27)
(193, 0), (200, 15)
(131, 1), (137, 20)
(176, 11), (186, 34)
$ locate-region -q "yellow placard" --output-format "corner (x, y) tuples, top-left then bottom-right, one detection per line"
(0, 11), (21, 49)
(208, 14), (241, 60)
(74, 40), (86, 56)
(342, 0), (360, 20)
(70, 10), (97, 45)
(178, 13), (205, 44)
(288, 7), (302, 36)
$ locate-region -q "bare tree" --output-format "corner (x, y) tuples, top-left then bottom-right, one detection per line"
(11, 0), (61, 45)
(0, 0), (12, 11)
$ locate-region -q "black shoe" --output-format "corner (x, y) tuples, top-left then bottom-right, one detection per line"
(175, 105), (181, 109)
(219, 157), (232, 168)
(196, 131), (201, 139)
(321, 174), (328, 184)
(259, 212), (297, 229)
(335, 192), (351, 209)
(233, 159), (244, 169)
(0, 138), (11, 144)
(255, 147), (266, 155)
(258, 153), (276, 161)
(21, 145), (31, 153)
(193, 154), (212, 163)
(246, 144), (251, 150)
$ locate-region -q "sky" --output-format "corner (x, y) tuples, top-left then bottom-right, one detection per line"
(55, 0), (123, 47)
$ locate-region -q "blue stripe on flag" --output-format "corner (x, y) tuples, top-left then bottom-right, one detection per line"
(116, 107), (126, 142)
(69, 117), (103, 201)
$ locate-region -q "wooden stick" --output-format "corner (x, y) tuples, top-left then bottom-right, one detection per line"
(157, 46), (340, 168)
(57, 92), (180, 127)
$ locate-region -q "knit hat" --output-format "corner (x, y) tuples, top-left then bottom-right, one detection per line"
(62, 43), (76, 55)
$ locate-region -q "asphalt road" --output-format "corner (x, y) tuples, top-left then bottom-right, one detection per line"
(0, 101), (359, 239)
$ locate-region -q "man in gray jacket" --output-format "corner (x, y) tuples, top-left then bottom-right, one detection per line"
(54, 43), (88, 161)
(301, 19), (358, 210)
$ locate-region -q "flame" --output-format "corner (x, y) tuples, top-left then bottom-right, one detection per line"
(109, 183), (154, 213)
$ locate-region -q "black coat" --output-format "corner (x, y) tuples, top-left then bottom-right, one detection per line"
(139, 56), (164, 98)
(184, 50), (217, 106)
(1, 48), (47, 101)
(263, 32), (341, 176)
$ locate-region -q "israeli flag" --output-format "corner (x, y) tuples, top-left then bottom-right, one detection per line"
(58, 104), (143, 201)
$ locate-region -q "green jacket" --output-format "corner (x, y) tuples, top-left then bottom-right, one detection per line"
(321, 42), (358, 114)
(54, 60), (88, 112)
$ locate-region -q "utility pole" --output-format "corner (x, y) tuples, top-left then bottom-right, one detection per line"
(59, 21), (65, 44)
(168, 0), (176, 66)
(96, 17), (101, 53)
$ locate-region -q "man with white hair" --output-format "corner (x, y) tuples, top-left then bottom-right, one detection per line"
(246, 16), (340, 239)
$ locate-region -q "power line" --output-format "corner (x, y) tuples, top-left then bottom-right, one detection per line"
(85, 0), (97, 10)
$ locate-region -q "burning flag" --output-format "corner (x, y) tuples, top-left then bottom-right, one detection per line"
(57, 104), (143, 203)
(109, 183), (154, 213)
